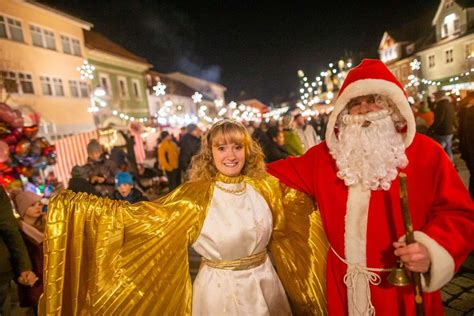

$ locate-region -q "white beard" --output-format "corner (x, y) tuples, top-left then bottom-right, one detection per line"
(330, 113), (408, 191)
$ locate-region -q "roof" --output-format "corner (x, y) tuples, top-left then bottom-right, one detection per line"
(165, 72), (226, 91)
(26, 1), (93, 30)
(84, 30), (150, 65)
(384, 10), (435, 44)
(239, 99), (269, 113)
(433, 0), (474, 26)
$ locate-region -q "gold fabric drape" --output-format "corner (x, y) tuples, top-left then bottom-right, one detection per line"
(40, 175), (327, 315)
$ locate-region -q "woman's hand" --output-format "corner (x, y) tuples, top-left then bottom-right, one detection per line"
(393, 241), (431, 273)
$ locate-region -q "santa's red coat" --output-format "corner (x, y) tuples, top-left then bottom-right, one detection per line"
(267, 133), (474, 315)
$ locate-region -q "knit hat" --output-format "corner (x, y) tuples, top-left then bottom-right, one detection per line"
(325, 59), (416, 150)
(87, 139), (102, 155)
(186, 123), (198, 133)
(11, 191), (42, 217)
(115, 172), (133, 187)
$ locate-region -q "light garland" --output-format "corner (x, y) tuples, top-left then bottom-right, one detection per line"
(296, 59), (353, 112)
(111, 110), (149, 123)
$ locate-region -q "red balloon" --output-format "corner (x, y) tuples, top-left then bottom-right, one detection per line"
(15, 138), (31, 157)
(0, 103), (23, 128)
(16, 165), (33, 177)
(0, 162), (9, 172)
(22, 125), (39, 139)
(0, 140), (9, 163)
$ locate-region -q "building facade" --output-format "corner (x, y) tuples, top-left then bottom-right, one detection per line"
(146, 71), (227, 127)
(84, 30), (151, 128)
(379, 0), (474, 96)
(0, 0), (95, 138)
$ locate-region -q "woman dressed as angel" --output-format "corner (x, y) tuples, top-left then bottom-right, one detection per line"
(40, 119), (327, 315)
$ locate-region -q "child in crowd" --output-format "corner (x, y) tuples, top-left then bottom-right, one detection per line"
(11, 190), (45, 315)
(110, 172), (148, 203)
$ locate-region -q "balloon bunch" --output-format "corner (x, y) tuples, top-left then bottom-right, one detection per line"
(0, 103), (56, 190)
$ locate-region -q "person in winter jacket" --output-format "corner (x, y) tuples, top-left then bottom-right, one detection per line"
(11, 190), (45, 313)
(178, 124), (202, 177)
(280, 115), (304, 156)
(110, 172), (148, 203)
(264, 126), (289, 162)
(0, 187), (36, 315)
(83, 139), (117, 197)
(158, 131), (181, 191)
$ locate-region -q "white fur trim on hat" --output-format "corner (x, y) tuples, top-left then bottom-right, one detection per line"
(326, 78), (416, 150)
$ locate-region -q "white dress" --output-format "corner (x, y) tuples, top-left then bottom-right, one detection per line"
(192, 179), (292, 316)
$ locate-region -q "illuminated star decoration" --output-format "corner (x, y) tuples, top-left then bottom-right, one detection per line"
(76, 60), (95, 80)
(410, 59), (421, 71)
(192, 92), (203, 103)
(153, 82), (166, 96)
(214, 98), (224, 108)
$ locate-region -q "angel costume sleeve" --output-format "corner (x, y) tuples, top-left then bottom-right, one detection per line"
(39, 174), (328, 316)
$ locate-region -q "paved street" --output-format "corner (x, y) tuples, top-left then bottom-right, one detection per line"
(442, 155), (473, 316)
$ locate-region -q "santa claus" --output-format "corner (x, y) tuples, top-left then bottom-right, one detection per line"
(267, 59), (474, 315)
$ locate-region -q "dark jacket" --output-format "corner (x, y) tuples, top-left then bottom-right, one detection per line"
(430, 98), (455, 136)
(178, 133), (200, 171)
(0, 186), (32, 284)
(459, 105), (474, 169)
(83, 157), (117, 197)
(264, 142), (289, 163)
(67, 177), (100, 196)
(18, 229), (43, 307)
(110, 188), (148, 204)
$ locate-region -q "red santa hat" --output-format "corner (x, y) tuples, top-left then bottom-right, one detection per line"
(325, 59), (416, 150)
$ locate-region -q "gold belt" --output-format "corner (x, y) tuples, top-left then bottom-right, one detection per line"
(200, 249), (268, 271)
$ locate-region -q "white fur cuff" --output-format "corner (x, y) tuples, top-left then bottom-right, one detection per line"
(400, 231), (455, 292)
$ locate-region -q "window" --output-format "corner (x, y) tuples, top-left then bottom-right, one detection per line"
(0, 16), (24, 42)
(0, 16), (6, 39)
(442, 14), (461, 38)
(466, 42), (474, 59)
(0, 71), (18, 93)
(445, 49), (454, 63)
(118, 77), (128, 98)
(71, 39), (81, 56)
(40, 76), (64, 96)
(19, 73), (34, 94)
(79, 82), (89, 97)
(401, 65), (409, 79)
(442, 24), (449, 38)
(7, 17), (23, 42)
(30, 25), (56, 50)
(53, 78), (64, 96)
(132, 79), (141, 98)
(428, 55), (436, 68)
(1, 71), (34, 94)
(99, 74), (111, 95)
(61, 35), (81, 56)
(40, 76), (52, 95)
(69, 80), (79, 97)
(453, 18), (460, 34)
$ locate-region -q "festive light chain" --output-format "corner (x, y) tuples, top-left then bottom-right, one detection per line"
(297, 59), (353, 112)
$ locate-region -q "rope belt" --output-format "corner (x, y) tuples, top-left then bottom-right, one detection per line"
(201, 249), (268, 271)
(331, 246), (391, 315)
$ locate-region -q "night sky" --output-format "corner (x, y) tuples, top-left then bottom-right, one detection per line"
(41, 0), (439, 104)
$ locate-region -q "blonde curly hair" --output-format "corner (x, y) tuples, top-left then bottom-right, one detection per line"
(188, 119), (266, 181)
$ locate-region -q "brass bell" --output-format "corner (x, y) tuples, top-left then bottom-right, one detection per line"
(387, 261), (411, 287)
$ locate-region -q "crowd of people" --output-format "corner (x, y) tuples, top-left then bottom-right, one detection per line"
(0, 59), (473, 315)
